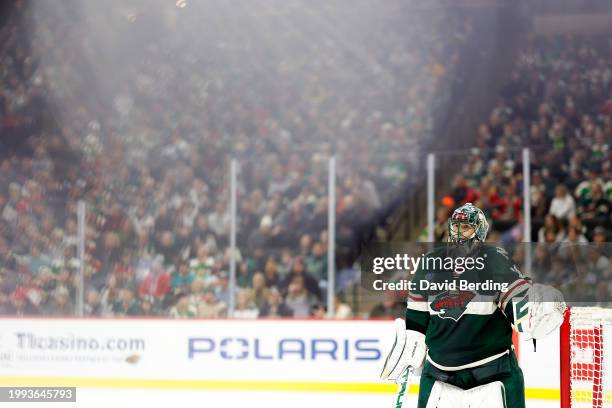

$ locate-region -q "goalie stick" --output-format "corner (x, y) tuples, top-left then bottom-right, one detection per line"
(393, 367), (413, 408)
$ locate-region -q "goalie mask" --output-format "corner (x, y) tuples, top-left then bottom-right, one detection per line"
(448, 203), (489, 245)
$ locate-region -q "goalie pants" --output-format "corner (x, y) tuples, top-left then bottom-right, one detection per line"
(416, 351), (525, 408)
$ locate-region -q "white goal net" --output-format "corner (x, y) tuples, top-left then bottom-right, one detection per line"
(562, 307), (612, 408)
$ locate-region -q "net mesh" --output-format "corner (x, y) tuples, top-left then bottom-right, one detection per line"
(570, 307), (612, 408)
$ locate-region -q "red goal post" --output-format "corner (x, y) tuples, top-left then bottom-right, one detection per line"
(561, 307), (612, 408)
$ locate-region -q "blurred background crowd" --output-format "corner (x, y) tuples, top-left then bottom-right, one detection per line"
(0, 0), (611, 319)
(431, 35), (612, 243)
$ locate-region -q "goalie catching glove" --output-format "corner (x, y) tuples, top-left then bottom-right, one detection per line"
(512, 283), (566, 340)
(380, 318), (427, 382)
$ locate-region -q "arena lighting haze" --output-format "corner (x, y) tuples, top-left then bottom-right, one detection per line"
(29, 0), (436, 149)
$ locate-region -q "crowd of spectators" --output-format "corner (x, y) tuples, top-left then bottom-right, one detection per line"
(0, 0), (475, 317)
(4, 1), (610, 318)
(432, 35), (612, 243)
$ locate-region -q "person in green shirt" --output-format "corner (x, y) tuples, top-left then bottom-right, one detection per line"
(169, 292), (197, 318)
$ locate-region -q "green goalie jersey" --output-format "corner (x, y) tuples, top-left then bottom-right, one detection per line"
(405, 244), (531, 369)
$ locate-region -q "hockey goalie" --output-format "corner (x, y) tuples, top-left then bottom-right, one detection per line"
(380, 203), (566, 408)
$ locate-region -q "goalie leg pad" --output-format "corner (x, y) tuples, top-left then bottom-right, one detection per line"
(425, 381), (505, 408)
(425, 381), (463, 408)
(465, 381), (506, 408)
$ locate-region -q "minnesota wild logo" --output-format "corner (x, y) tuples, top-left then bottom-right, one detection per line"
(430, 290), (475, 321)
